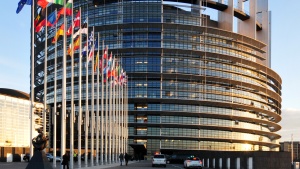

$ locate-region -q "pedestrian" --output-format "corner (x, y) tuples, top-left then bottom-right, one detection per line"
(119, 153), (124, 166)
(62, 152), (70, 169)
(124, 153), (129, 166)
(73, 151), (78, 162)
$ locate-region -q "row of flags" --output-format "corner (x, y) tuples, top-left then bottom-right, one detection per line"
(16, 0), (127, 86)
(16, 0), (69, 14)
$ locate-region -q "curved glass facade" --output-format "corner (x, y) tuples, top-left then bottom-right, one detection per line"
(35, 0), (282, 157)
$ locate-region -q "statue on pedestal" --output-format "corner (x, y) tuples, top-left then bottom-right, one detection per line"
(32, 129), (48, 151)
(25, 128), (52, 169)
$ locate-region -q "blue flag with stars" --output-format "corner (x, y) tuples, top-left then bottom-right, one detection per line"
(16, 0), (32, 14)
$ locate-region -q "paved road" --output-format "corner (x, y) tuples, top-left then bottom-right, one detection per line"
(0, 160), (211, 169)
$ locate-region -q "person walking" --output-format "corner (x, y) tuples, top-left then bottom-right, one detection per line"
(62, 152), (70, 169)
(73, 151), (78, 162)
(119, 153), (124, 166)
(124, 153), (129, 166)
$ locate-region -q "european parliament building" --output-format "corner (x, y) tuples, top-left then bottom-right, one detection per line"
(33, 0), (283, 163)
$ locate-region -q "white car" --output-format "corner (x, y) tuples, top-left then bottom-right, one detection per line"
(152, 154), (167, 167)
(183, 156), (203, 169)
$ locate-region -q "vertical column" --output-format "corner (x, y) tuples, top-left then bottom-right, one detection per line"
(237, 0), (257, 38)
(218, 0), (234, 31)
(247, 157), (253, 169)
(227, 158), (230, 169)
(256, 0), (270, 66)
(236, 157), (240, 169)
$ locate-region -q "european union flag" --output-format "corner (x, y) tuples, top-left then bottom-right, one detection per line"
(16, 0), (32, 14)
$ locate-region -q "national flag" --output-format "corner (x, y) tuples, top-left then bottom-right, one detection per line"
(107, 52), (112, 68)
(53, 2), (72, 25)
(94, 52), (99, 73)
(67, 36), (81, 56)
(88, 45), (94, 63)
(47, 11), (57, 26)
(35, 10), (57, 32)
(103, 46), (108, 59)
(86, 32), (95, 64)
(73, 27), (87, 39)
(35, 19), (46, 32)
(72, 21), (87, 39)
(34, 10), (45, 27)
(52, 23), (64, 43)
(57, 1), (73, 16)
(37, 0), (49, 8)
(82, 44), (88, 56)
(67, 12), (80, 35)
(46, 0), (64, 5)
(16, 0), (32, 14)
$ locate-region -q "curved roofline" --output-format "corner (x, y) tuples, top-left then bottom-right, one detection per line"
(0, 88), (30, 100)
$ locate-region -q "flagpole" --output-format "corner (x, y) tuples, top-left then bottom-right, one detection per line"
(53, 9), (58, 167)
(105, 46), (108, 164)
(117, 62), (120, 161)
(30, 0), (35, 160)
(101, 41), (104, 165)
(109, 52), (112, 164)
(120, 75), (123, 154)
(125, 75), (128, 151)
(43, 6), (48, 136)
(112, 56), (115, 162)
(117, 63), (120, 162)
(84, 17), (89, 166)
(70, 4), (74, 169)
(91, 26), (95, 166)
(78, 6), (82, 168)
(61, 1), (67, 168)
(96, 32), (100, 165)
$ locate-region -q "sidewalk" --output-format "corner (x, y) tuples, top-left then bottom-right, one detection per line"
(55, 160), (138, 169)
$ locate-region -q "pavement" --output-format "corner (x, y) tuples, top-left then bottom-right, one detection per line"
(52, 160), (139, 169)
(0, 160), (141, 169)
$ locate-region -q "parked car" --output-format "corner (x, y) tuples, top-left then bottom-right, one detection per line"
(46, 153), (61, 162)
(183, 156), (202, 169)
(167, 154), (191, 164)
(23, 153), (30, 162)
(152, 154), (167, 167)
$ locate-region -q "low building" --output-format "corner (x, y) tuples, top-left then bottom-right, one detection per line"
(0, 88), (43, 162)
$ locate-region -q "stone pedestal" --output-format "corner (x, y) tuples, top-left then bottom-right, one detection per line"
(25, 151), (52, 169)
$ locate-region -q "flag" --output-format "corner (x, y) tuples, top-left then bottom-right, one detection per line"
(52, 23), (64, 43)
(107, 52), (112, 68)
(94, 52), (99, 73)
(68, 36), (80, 56)
(35, 19), (46, 32)
(53, 2), (72, 25)
(16, 0), (32, 14)
(46, 0), (64, 5)
(35, 10), (57, 32)
(67, 12), (80, 35)
(82, 43), (88, 56)
(37, 0), (49, 8)
(88, 45), (94, 63)
(73, 27), (87, 39)
(47, 11), (57, 26)
(34, 10), (45, 27)
(103, 46), (108, 59)
(72, 21), (87, 39)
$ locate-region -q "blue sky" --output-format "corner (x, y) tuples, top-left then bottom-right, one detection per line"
(0, 1), (299, 141)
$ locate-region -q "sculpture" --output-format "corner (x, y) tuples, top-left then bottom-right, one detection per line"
(25, 128), (52, 169)
(32, 128), (48, 151)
